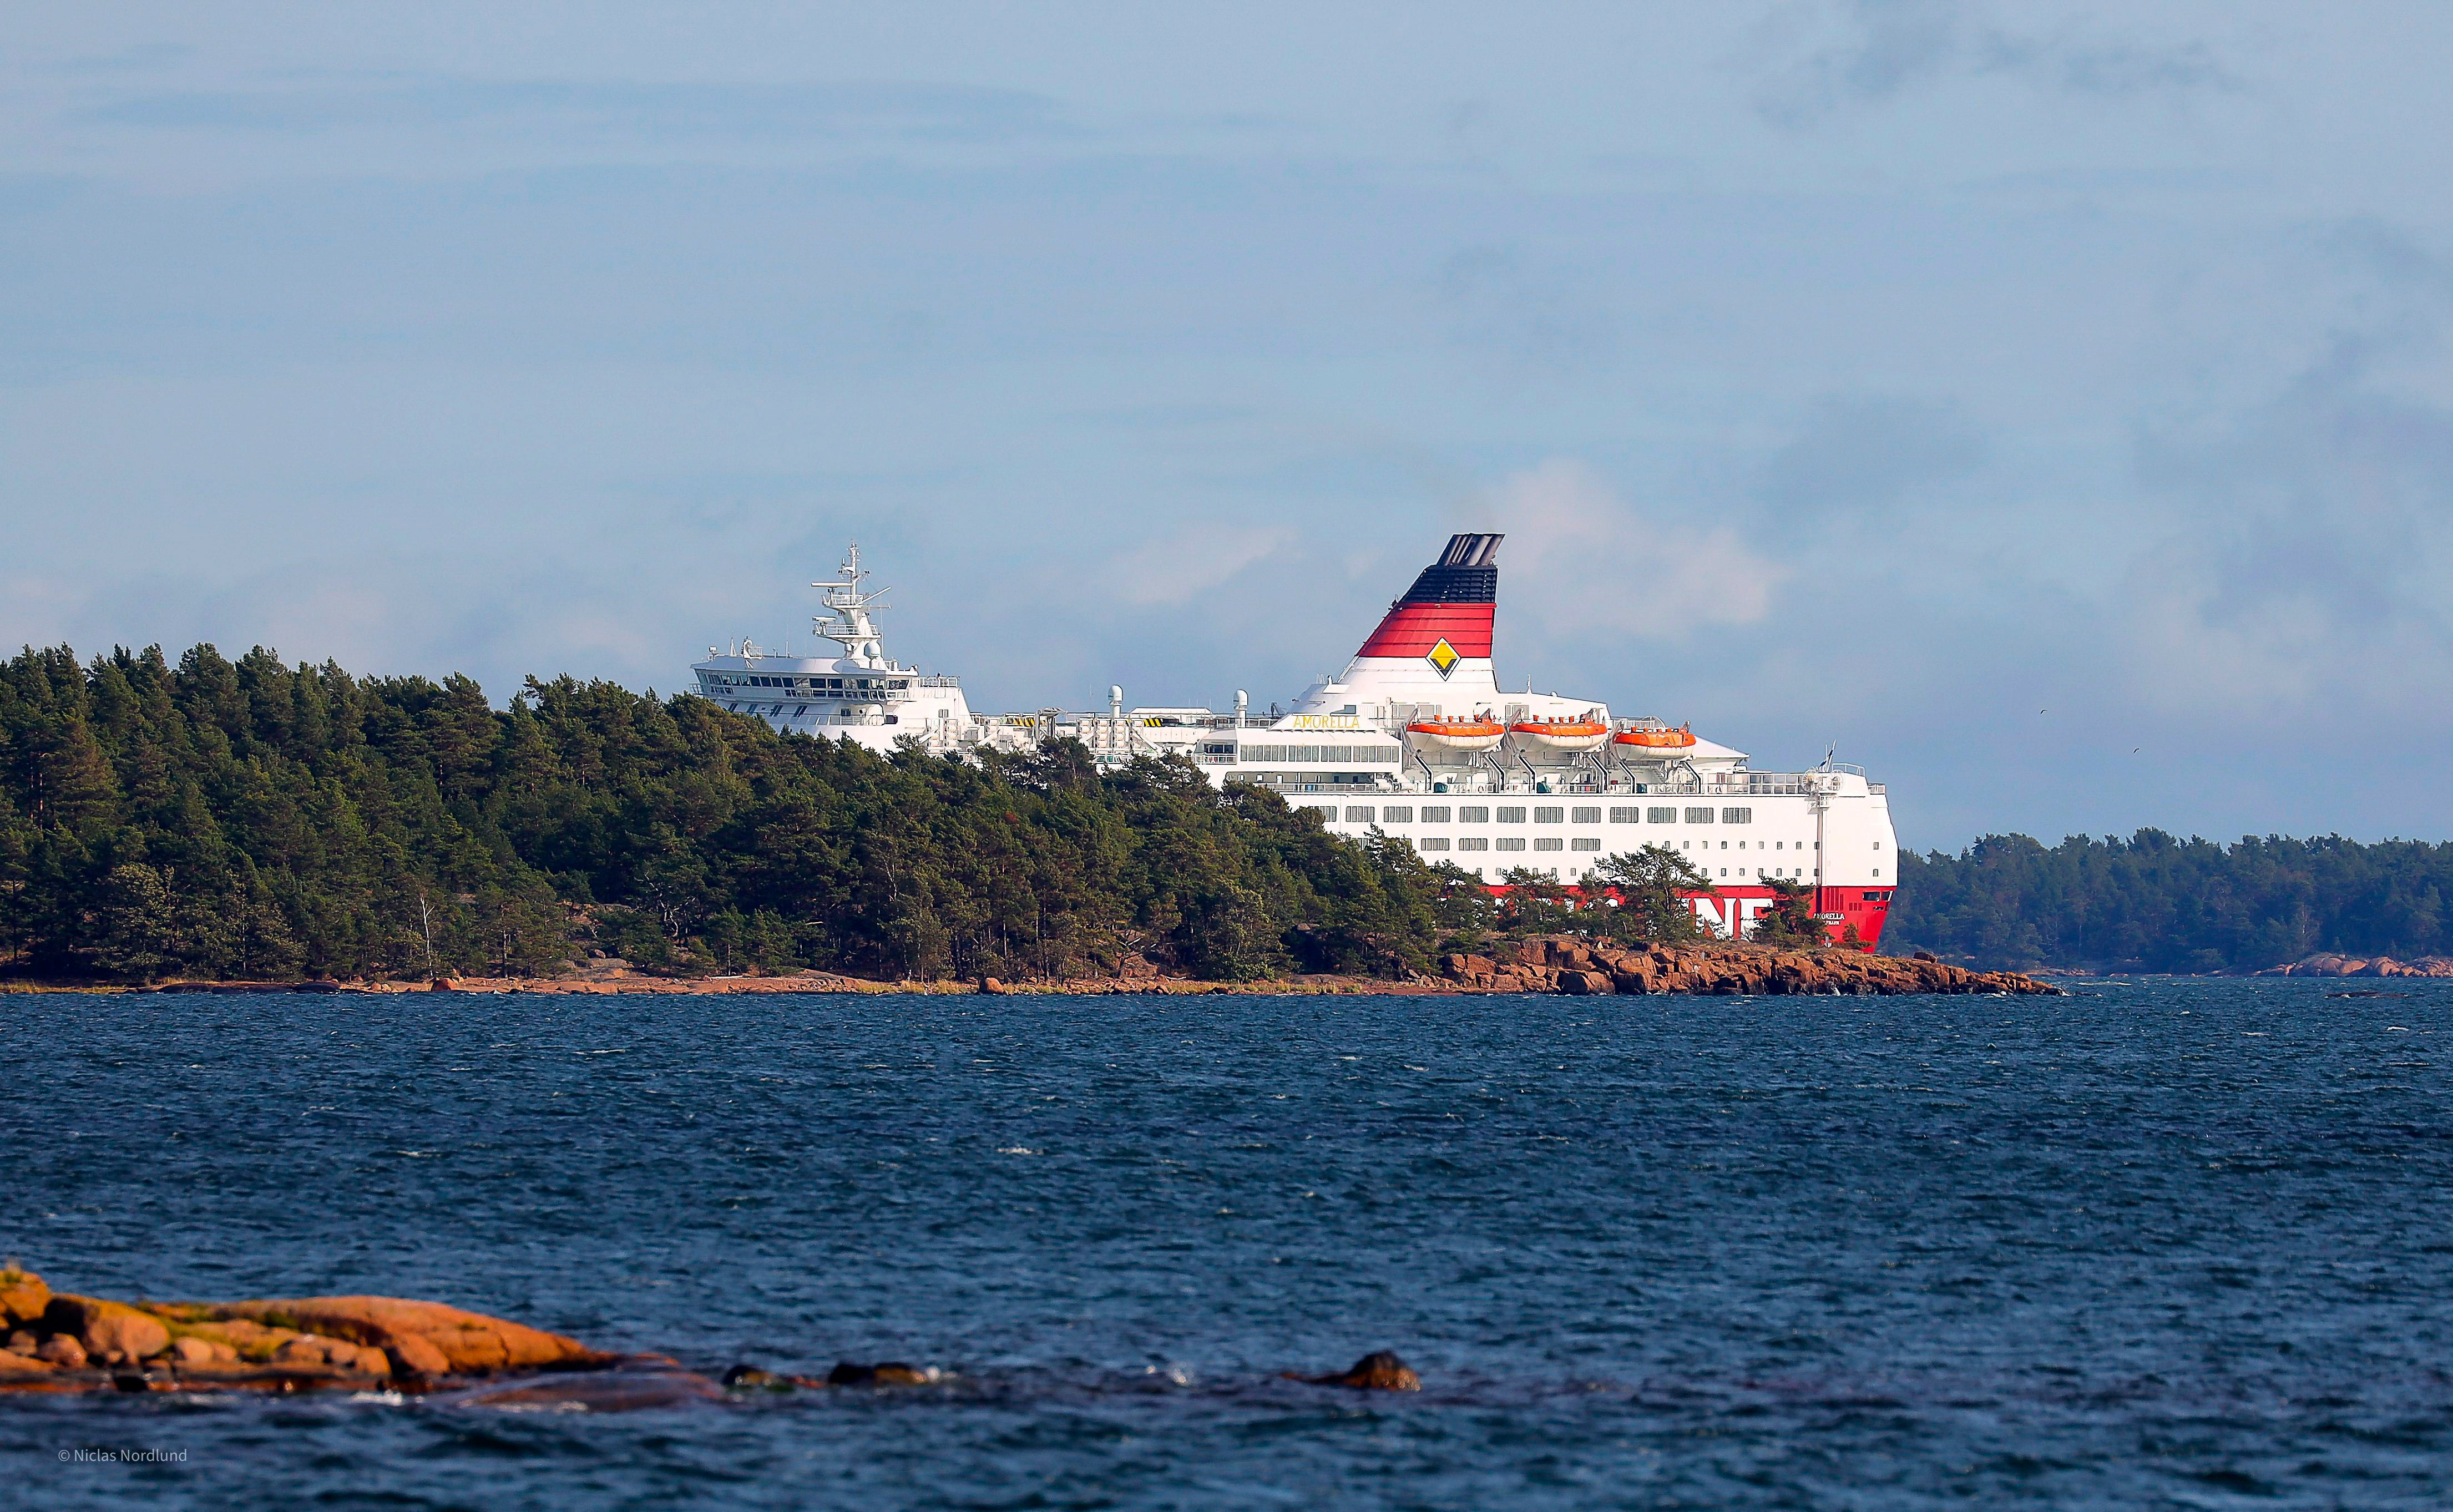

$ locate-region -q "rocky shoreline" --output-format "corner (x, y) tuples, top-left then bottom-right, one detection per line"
(0, 1268), (1418, 1405)
(1436, 937), (2058, 996)
(1, 939), (2056, 998)
(2255, 952), (2453, 979)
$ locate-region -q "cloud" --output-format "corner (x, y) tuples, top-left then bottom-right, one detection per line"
(1748, 1), (2240, 128)
(1107, 523), (1294, 606)
(2118, 310), (2453, 722)
(77, 76), (1079, 149)
(1490, 459), (1785, 639)
(1438, 245), (1617, 379)
(1755, 394), (1986, 525)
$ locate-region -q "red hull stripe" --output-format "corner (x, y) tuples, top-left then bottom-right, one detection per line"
(1356, 603), (1495, 659)
(1479, 882), (1892, 951)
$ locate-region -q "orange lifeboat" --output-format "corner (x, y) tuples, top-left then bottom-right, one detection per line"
(1612, 720), (1696, 754)
(1404, 716), (1507, 754)
(1506, 716), (1610, 755)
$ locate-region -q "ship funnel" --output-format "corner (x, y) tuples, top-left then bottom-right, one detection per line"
(1351, 533), (1503, 663)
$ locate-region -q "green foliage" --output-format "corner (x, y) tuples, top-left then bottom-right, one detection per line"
(1492, 867), (1582, 936)
(1748, 876), (1825, 948)
(0, 643), (1450, 984)
(1891, 830), (2453, 972)
(1586, 845), (1717, 945)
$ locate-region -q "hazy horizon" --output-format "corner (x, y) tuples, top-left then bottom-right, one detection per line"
(6, 3), (2449, 850)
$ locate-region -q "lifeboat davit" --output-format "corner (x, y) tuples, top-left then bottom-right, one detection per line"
(1612, 721), (1696, 754)
(1404, 716), (1507, 754)
(1506, 716), (1610, 755)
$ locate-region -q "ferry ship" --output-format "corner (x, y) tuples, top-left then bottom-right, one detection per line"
(690, 546), (990, 752)
(693, 536), (1899, 946)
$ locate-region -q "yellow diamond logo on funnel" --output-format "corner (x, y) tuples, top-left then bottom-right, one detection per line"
(1427, 638), (1459, 678)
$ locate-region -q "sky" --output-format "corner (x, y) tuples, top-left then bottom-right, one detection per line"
(3, 2), (2449, 849)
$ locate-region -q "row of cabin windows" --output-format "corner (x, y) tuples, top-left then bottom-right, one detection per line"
(711, 675), (908, 692)
(725, 705), (899, 724)
(1332, 803), (1754, 825)
(1407, 836), (1814, 876)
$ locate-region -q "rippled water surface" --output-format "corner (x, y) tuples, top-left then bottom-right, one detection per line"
(4, 979), (2450, 1509)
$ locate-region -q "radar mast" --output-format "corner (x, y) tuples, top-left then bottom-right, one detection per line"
(813, 543), (892, 668)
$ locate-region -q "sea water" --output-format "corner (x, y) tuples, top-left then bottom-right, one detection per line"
(3, 979), (2448, 1510)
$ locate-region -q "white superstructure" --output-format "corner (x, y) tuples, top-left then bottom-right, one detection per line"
(690, 545), (1024, 756)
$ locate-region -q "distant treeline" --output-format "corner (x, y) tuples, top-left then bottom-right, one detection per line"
(1890, 831), (2453, 973)
(1, 643), (1524, 984)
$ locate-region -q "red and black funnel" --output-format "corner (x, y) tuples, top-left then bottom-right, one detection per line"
(1353, 533), (1503, 661)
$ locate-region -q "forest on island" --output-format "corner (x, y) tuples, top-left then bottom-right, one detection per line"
(1889, 831), (2453, 973)
(0, 643), (1729, 985)
(17, 642), (2430, 983)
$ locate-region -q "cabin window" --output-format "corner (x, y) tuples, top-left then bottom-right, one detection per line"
(1685, 807), (1714, 824)
(1722, 807), (1752, 824)
(1457, 837), (1489, 851)
(1381, 805), (1413, 823)
(1421, 805), (1451, 823)
(1496, 806), (1526, 823)
(1496, 837), (1527, 851)
(1572, 806), (1601, 823)
(1458, 806), (1490, 823)
(1607, 806), (1637, 823)
(1533, 806), (1564, 823)
(1344, 806), (1374, 822)
(1534, 837), (1564, 852)
(1419, 837), (1450, 851)
(1647, 806), (1677, 824)
(1571, 837), (1601, 851)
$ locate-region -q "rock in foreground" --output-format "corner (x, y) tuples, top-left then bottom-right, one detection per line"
(0, 1270), (643, 1399)
(1296, 1350), (1422, 1390)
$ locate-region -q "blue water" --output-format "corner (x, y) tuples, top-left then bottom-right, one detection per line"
(4, 979), (2449, 1509)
